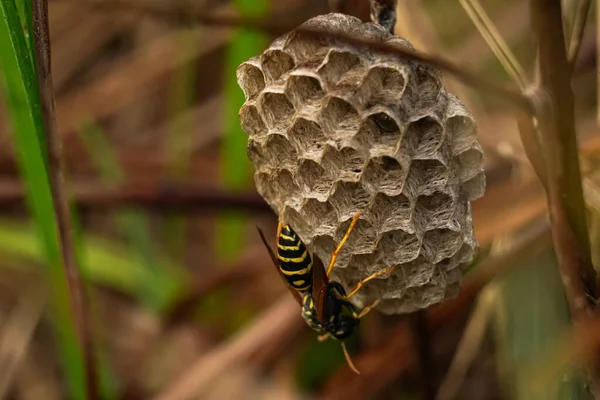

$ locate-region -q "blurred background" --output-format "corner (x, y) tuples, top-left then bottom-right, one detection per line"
(0, 0), (598, 399)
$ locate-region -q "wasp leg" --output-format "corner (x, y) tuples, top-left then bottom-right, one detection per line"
(317, 334), (329, 342)
(326, 210), (363, 277)
(341, 342), (360, 374)
(345, 265), (398, 299)
(355, 299), (381, 319)
(276, 220), (283, 242)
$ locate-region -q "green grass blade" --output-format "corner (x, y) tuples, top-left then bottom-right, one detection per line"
(0, 0), (87, 397)
(217, 0), (270, 261)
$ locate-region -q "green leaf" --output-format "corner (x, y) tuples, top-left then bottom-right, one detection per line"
(0, 0), (86, 397)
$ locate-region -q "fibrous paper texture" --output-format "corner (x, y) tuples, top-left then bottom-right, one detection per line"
(237, 13), (485, 314)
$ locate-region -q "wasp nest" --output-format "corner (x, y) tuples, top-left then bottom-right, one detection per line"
(237, 13), (485, 314)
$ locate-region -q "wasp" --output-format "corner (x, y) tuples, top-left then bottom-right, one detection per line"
(257, 210), (396, 374)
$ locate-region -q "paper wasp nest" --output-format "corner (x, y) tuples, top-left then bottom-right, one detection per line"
(237, 13), (485, 314)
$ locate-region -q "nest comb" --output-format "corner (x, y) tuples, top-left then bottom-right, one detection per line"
(237, 13), (485, 314)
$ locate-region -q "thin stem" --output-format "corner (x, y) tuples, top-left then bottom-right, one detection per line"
(92, 0), (533, 112)
(567, 0), (592, 65)
(458, 0), (529, 89)
(30, 1), (97, 399)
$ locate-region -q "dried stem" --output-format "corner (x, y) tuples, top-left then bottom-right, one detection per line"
(458, 0), (528, 89)
(0, 180), (273, 213)
(567, 0), (592, 65)
(31, 1), (97, 398)
(93, 0), (533, 112)
(529, 0), (596, 318)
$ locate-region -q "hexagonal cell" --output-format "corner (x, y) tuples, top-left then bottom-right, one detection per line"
(281, 206), (311, 243)
(258, 91), (295, 132)
(414, 191), (455, 231)
(354, 111), (402, 154)
(368, 192), (414, 233)
(263, 133), (298, 170)
(445, 281), (461, 299)
(412, 64), (442, 109)
(272, 169), (300, 201)
(239, 104), (267, 138)
(261, 49), (295, 84)
(285, 74), (325, 111)
(237, 60), (265, 100)
(355, 66), (407, 106)
(283, 31), (327, 65)
(421, 228), (463, 264)
(348, 251), (387, 277)
(246, 138), (266, 169)
(376, 229), (421, 265)
(446, 96), (477, 155)
(311, 234), (337, 269)
(255, 171), (276, 204)
(320, 96), (360, 140)
(287, 118), (327, 160)
(450, 242), (475, 267)
(460, 171), (486, 201)
(320, 146), (365, 181)
(401, 255), (435, 288)
(318, 50), (363, 88)
(301, 198), (337, 237)
(328, 181), (372, 221)
(296, 159), (335, 201)
(362, 156), (408, 197)
(405, 159), (449, 197)
(334, 217), (378, 255)
(455, 145), (484, 182)
(400, 116), (445, 158)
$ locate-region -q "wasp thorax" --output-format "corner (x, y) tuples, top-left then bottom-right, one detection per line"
(238, 13), (485, 314)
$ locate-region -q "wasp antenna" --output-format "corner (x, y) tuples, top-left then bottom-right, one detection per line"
(341, 342), (360, 374)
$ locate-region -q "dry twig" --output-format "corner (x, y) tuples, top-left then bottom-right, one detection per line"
(31, 1), (97, 398)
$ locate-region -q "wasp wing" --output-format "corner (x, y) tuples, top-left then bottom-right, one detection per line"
(312, 254), (330, 325)
(256, 226), (303, 306)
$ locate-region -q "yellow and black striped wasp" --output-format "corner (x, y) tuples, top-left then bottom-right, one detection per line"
(257, 210), (396, 373)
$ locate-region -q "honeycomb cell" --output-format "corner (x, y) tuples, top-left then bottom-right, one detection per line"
(450, 242), (475, 267)
(287, 118), (327, 160)
(455, 144), (484, 182)
(460, 171), (486, 201)
(311, 234), (337, 268)
(334, 217), (378, 255)
(239, 104), (267, 138)
(368, 192), (414, 233)
(401, 116), (445, 158)
(301, 198), (337, 237)
(261, 49), (295, 84)
(318, 50), (363, 88)
(296, 159), (334, 201)
(355, 66), (407, 106)
(282, 206), (312, 242)
(412, 65), (442, 109)
(377, 229), (421, 265)
(405, 159), (449, 196)
(362, 156), (408, 196)
(255, 171), (276, 206)
(349, 251), (387, 277)
(285, 74), (325, 111)
(354, 111), (402, 153)
(447, 97), (477, 155)
(320, 146), (365, 182)
(258, 91), (295, 132)
(272, 169), (300, 201)
(329, 181), (372, 221)
(237, 60), (265, 100)
(264, 133), (298, 170)
(284, 31), (326, 65)
(401, 256), (435, 288)
(320, 96), (360, 141)
(421, 228), (463, 264)
(246, 139), (266, 169)
(414, 191), (455, 231)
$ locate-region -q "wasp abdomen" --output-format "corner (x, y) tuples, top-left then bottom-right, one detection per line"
(277, 225), (312, 292)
